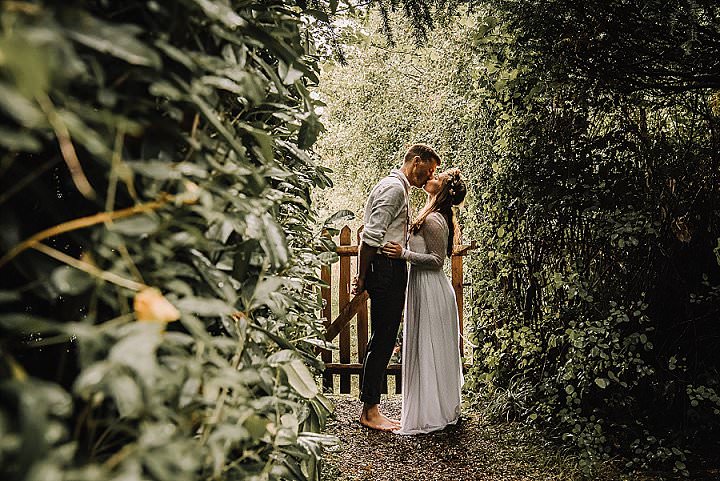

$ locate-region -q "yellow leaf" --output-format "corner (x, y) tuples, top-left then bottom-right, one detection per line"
(134, 287), (180, 323)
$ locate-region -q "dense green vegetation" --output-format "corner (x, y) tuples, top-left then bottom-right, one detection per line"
(0, 1), (338, 480)
(1, 0), (718, 479)
(316, 2), (720, 476)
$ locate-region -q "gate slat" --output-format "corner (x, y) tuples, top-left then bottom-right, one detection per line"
(338, 226), (351, 393)
(320, 264), (333, 391)
(356, 228), (368, 364)
(451, 253), (464, 358)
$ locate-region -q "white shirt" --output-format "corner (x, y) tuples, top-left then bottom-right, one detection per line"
(361, 169), (410, 249)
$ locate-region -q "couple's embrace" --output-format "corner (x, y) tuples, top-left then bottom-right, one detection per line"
(351, 143), (466, 434)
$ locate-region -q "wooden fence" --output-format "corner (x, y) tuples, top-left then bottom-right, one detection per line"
(319, 225), (475, 394)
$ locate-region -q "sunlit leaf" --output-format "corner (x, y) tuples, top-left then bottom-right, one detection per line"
(50, 266), (94, 295)
(176, 296), (234, 316)
(282, 360), (318, 399)
(109, 215), (160, 236)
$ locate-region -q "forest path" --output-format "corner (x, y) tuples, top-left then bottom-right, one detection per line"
(321, 395), (720, 481)
(320, 395), (618, 481)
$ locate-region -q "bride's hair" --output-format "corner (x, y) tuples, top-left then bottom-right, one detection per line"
(409, 168), (467, 256)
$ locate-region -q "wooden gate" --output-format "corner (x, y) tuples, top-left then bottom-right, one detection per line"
(319, 225), (475, 394)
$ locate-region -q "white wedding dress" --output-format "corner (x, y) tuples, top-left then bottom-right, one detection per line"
(396, 212), (463, 435)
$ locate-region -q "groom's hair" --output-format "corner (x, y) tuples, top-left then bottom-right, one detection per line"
(404, 143), (440, 165)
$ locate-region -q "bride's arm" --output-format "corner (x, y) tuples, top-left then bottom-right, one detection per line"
(401, 213), (447, 269)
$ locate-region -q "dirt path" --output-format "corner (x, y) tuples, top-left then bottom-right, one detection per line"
(320, 395), (619, 481)
(321, 395), (720, 481)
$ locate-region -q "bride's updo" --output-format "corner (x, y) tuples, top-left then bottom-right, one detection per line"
(410, 168), (467, 255)
(445, 169), (467, 207)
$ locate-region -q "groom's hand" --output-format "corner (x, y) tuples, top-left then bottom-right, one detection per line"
(381, 241), (403, 259)
(351, 276), (365, 295)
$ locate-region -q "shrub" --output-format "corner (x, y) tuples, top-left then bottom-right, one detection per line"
(0, 1), (336, 480)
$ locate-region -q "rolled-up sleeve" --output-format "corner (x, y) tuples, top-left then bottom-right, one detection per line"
(361, 183), (405, 247)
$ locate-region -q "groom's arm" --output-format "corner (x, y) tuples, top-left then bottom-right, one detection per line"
(353, 182), (404, 294)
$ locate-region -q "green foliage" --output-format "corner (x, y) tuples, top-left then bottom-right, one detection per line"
(462, 1), (720, 475)
(0, 1), (339, 480)
(316, 3), (720, 476)
(496, 0), (720, 93)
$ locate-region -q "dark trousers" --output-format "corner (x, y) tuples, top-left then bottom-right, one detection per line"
(359, 255), (407, 405)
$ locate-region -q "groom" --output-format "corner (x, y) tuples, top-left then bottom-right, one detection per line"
(352, 143), (440, 431)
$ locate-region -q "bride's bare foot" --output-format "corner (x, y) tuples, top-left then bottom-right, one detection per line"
(360, 404), (398, 432)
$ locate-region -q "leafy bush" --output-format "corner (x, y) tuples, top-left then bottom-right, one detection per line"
(463, 1), (720, 475)
(0, 1), (337, 480)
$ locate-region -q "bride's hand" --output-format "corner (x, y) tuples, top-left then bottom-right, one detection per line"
(382, 241), (403, 259)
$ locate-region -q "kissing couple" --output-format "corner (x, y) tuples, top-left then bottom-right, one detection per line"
(351, 143), (466, 434)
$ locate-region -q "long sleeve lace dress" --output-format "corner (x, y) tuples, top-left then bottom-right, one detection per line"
(395, 212), (463, 435)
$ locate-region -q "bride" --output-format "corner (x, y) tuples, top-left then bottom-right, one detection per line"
(382, 168), (467, 435)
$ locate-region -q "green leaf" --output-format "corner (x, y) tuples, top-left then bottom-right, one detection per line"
(66, 12), (161, 68)
(74, 361), (112, 398)
(108, 324), (163, 379)
(282, 360), (318, 399)
(318, 251), (338, 264)
(129, 160), (182, 180)
(298, 113), (323, 149)
(0, 82), (45, 128)
(50, 266), (94, 295)
(0, 314), (61, 334)
(0, 127), (42, 152)
(279, 61), (305, 85)
(251, 276), (287, 310)
(324, 209), (355, 226)
(109, 215), (160, 236)
(57, 109), (109, 156)
(154, 39), (197, 71)
(244, 415), (269, 441)
(237, 122), (274, 163)
(109, 373), (143, 418)
(176, 296), (234, 316)
(190, 249), (239, 303)
(259, 214), (290, 270)
(0, 290), (22, 304)
(192, 0), (247, 29)
(186, 87), (248, 160)
(594, 378), (609, 389)
(240, 23), (297, 65)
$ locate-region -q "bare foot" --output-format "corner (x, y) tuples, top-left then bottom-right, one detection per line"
(383, 414), (401, 427)
(359, 413), (397, 431)
(360, 404), (399, 432)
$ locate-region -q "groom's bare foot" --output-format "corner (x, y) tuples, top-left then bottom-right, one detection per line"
(385, 415), (401, 427)
(360, 404), (399, 432)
